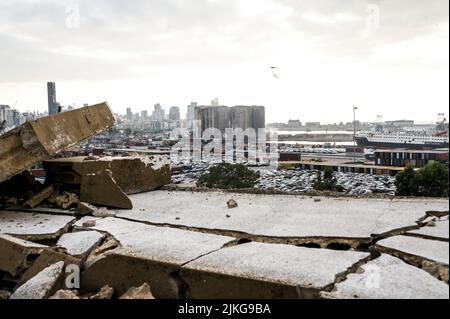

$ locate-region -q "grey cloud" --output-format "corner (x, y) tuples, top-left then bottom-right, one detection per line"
(0, 0), (448, 82)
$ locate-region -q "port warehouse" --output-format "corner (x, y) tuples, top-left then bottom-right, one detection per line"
(374, 149), (449, 168)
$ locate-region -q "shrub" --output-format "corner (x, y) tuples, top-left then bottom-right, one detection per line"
(395, 162), (449, 197)
(197, 163), (259, 189)
(313, 167), (344, 192)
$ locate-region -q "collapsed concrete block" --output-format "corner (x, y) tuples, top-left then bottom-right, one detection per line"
(0, 234), (47, 276)
(180, 242), (369, 299)
(320, 255), (449, 299)
(56, 231), (105, 259)
(10, 261), (64, 299)
(18, 249), (81, 288)
(0, 102), (115, 184)
(80, 169), (132, 209)
(44, 155), (171, 195)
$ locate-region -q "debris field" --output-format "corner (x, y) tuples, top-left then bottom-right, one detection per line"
(0, 103), (448, 299)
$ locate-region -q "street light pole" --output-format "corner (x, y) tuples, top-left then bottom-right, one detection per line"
(353, 106), (358, 163)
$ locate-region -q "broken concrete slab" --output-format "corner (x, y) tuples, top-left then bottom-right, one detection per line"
(18, 249), (81, 287)
(119, 283), (155, 299)
(180, 242), (369, 299)
(375, 235), (449, 282)
(320, 255), (449, 299)
(80, 169), (132, 209)
(56, 231), (105, 259)
(114, 191), (449, 247)
(10, 261), (64, 299)
(23, 185), (54, 209)
(0, 234), (47, 276)
(0, 211), (75, 240)
(0, 102), (115, 184)
(406, 220), (449, 242)
(80, 218), (234, 298)
(44, 155), (171, 195)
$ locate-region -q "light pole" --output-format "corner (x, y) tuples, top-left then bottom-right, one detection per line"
(353, 106), (358, 163)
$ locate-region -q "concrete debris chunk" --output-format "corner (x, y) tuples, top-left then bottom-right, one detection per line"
(0, 290), (11, 299)
(55, 192), (79, 210)
(92, 207), (116, 218)
(0, 234), (47, 276)
(80, 169), (132, 209)
(227, 199), (238, 209)
(89, 285), (114, 299)
(48, 289), (80, 299)
(44, 155), (171, 195)
(82, 220), (97, 228)
(57, 231), (105, 259)
(119, 283), (155, 299)
(18, 249), (81, 287)
(320, 255), (449, 299)
(76, 202), (97, 216)
(0, 102), (115, 184)
(0, 211), (75, 241)
(23, 185), (54, 209)
(10, 261), (64, 299)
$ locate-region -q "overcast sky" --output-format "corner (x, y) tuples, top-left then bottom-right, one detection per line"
(0, 0), (448, 123)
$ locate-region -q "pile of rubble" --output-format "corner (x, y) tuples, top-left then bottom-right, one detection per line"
(171, 163), (396, 195)
(0, 103), (171, 299)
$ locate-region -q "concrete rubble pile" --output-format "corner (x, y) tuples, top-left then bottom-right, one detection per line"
(0, 105), (449, 299)
(0, 103), (169, 299)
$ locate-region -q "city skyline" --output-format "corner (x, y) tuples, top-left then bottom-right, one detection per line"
(0, 0), (448, 123)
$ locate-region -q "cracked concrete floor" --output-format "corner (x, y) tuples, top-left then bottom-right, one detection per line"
(1, 190), (449, 299)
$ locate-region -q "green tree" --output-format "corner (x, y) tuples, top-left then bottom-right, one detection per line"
(395, 165), (418, 196)
(395, 162), (448, 197)
(197, 163), (259, 189)
(314, 167), (344, 192)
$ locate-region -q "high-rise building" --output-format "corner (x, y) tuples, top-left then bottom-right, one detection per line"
(186, 102), (198, 130)
(126, 108), (133, 120)
(152, 103), (165, 122)
(169, 106), (180, 121)
(47, 82), (58, 115)
(141, 110), (148, 119)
